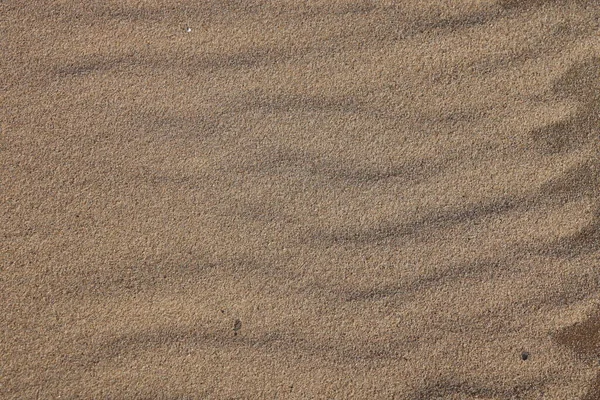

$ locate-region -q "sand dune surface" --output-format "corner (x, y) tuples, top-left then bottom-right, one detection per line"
(2, 0), (600, 398)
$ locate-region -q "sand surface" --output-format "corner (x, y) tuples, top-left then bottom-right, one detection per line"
(2, 0), (600, 398)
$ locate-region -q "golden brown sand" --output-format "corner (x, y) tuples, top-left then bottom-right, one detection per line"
(2, 0), (600, 398)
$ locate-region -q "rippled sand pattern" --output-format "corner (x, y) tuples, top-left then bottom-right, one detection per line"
(2, 1), (600, 398)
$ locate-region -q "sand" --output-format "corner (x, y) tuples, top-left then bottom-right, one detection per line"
(2, 0), (600, 398)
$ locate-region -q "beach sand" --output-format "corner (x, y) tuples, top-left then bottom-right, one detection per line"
(2, 0), (600, 398)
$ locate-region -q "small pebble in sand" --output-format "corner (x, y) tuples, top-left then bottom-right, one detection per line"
(186, 27), (192, 33)
(234, 319), (242, 335)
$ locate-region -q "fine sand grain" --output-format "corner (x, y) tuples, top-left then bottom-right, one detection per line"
(2, 0), (600, 398)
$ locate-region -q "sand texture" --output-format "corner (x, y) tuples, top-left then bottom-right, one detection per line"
(3, 0), (600, 398)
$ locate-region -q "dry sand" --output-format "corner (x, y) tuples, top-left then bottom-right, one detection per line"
(2, 0), (600, 398)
